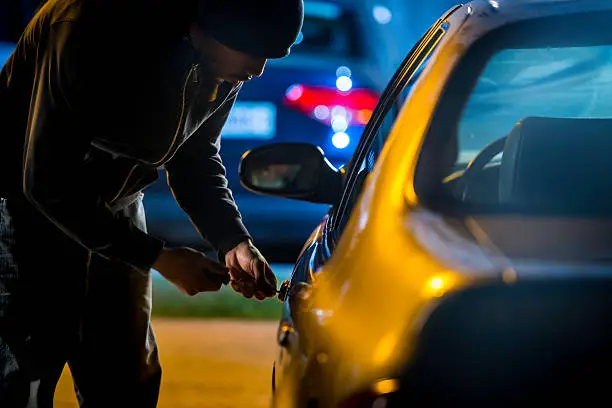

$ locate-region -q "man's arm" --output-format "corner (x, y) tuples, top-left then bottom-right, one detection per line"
(23, 21), (164, 271)
(164, 86), (252, 258)
(165, 85), (279, 300)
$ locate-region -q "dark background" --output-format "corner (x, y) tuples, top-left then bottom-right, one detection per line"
(0, 0), (459, 78)
(0, 0), (44, 42)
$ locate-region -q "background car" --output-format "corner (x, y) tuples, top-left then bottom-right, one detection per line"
(238, 1), (612, 406)
(142, 0), (386, 260)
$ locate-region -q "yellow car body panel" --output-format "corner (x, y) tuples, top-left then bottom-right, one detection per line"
(273, 5), (485, 406)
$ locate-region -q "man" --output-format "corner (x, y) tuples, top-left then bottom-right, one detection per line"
(0, 0), (304, 406)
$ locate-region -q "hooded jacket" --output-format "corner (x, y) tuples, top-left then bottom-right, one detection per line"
(0, 0), (252, 270)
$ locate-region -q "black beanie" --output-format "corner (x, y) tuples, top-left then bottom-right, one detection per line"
(197, 0), (304, 59)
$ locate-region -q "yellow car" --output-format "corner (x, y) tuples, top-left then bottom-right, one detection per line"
(240, 0), (612, 406)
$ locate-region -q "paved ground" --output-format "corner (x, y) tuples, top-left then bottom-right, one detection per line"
(54, 319), (278, 408)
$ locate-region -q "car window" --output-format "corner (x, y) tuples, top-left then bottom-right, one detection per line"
(416, 9), (612, 217)
(333, 23), (447, 233)
(291, 1), (364, 59)
(458, 45), (612, 164)
(336, 106), (397, 230)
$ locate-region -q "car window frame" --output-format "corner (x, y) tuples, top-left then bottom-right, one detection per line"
(328, 16), (451, 233)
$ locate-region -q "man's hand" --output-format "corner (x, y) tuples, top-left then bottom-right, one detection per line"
(153, 247), (230, 296)
(225, 240), (277, 300)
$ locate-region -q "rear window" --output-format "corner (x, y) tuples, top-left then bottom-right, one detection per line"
(291, 1), (363, 59)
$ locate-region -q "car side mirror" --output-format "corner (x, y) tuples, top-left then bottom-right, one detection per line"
(239, 142), (342, 205)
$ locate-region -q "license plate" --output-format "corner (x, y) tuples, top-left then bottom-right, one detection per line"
(221, 101), (277, 139)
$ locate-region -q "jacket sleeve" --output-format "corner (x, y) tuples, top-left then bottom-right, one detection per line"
(23, 22), (165, 271)
(164, 87), (252, 257)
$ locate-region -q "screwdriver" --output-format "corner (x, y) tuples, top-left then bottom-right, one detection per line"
(204, 270), (288, 298)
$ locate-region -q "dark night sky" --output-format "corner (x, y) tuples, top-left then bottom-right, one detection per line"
(0, 0), (46, 42)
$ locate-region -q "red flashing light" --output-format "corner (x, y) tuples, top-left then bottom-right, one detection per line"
(283, 84), (379, 127)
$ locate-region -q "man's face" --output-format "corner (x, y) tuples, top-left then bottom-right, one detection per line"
(190, 23), (268, 86)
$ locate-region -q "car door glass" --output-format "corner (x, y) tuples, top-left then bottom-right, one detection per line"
(338, 107), (397, 229)
(332, 25), (447, 235)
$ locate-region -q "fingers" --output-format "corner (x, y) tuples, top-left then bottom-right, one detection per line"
(228, 265), (247, 282)
(254, 289), (266, 301)
(253, 259), (277, 298)
(166, 273), (206, 296)
(225, 246), (277, 300)
(161, 248), (229, 295)
(193, 254), (229, 291)
(181, 274), (222, 295)
(230, 279), (243, 294)
(232, 275), (256, 298)
(200, 256), (230, 278)
(229, 266), (256, 298)
(266, 267), (278, 288)
(186, 255), (225, 293)
(203, 258), (231, 276)
(178, 280), (221, 296)
(193, 282), (222, 294)
(178, 286), (198, 296)
(224, 250), (256, 299)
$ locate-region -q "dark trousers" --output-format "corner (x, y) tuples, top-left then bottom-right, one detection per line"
(0, 195), (161, 407)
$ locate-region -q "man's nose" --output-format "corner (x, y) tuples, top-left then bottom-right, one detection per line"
(249, 59), (268, 78)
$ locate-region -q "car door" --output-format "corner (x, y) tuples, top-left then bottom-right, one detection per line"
(272, 7), (456, 392)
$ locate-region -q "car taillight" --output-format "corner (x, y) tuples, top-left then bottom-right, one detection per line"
(283, 84), (379, 129)
(338, 379), (399, 408)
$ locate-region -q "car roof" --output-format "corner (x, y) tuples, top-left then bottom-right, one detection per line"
(464, 0), (612, 25)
